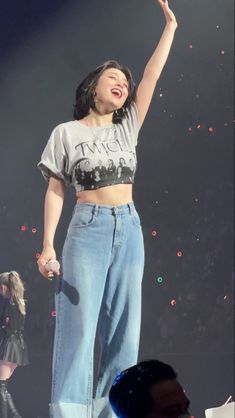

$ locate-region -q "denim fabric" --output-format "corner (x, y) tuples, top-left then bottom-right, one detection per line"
(50, 202), (145, 418)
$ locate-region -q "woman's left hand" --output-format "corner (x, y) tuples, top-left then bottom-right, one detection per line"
(158, 0), (178, 29)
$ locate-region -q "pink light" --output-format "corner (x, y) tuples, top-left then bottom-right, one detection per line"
(35, 253), (41, 259)
(51, 310), (56, 317)
(21, 225), (27, 231)
(152, 230), (158, 237)
(189, 44), (193, 49)
(177, 251), (183, 257)
(208, 127), (214, 133)
(171, 299), (177, 306)
(32, 228), (37, 234)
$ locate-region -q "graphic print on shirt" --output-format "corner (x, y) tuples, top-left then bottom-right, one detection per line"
(72, 127), (137, 191)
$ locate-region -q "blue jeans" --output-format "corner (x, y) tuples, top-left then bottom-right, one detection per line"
(50, 202), (145, 418)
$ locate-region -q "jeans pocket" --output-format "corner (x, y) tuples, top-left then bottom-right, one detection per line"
(70, 208), (97, 228)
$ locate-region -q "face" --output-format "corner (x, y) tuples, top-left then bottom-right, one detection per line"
(147, 380), (191, 418)
(0, 284), (10, 298)
(94, 68), (129, 110)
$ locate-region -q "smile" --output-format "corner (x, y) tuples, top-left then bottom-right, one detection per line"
(111, 88), (123, 99)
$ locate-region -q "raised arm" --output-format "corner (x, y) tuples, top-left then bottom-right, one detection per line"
(37, 177), (65, 279)
(135, 0), (178, 126)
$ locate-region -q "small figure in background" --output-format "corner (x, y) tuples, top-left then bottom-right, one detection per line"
(0, 271), (29, 418)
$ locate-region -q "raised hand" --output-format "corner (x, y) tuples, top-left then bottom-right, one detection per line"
(158, 0), (178, 29)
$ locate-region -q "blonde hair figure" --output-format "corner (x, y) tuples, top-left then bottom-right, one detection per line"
(0, 271), (29, 418)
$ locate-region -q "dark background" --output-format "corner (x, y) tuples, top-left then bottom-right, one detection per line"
(0, 0), (234, 417)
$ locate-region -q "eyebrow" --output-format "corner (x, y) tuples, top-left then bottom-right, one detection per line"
(107, 71), (128, 83)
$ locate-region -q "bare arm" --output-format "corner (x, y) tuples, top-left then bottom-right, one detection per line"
(37, 176), (65, 279)
(135, 0), (178, 126)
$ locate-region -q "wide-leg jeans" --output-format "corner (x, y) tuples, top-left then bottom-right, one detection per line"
(50, 202), (145, 418)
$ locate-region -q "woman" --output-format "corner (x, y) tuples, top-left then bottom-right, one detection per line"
(107, 159), (116, 180)
(0, 271), (29, 418)
(37, 1), (177, 417)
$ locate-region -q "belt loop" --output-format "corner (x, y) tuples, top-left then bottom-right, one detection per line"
(128, 203), (133, 214)
(93, 204), (99, 216)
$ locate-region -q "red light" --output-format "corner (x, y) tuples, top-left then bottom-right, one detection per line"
(51, 310), (56, 317)
(35, 253), (41, 259)
(171, 299), (177, 306)
(177, 251), (183, 257)
(32, 228), (37, 234)
(21, 225), (27, 231)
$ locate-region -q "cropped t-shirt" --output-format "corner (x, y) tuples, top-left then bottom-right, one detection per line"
(38, 103), (140, 193)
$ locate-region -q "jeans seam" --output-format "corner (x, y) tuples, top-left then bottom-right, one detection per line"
(51, 260), (64, 403)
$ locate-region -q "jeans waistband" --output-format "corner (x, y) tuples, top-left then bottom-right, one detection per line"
(75, 201), (136, 216)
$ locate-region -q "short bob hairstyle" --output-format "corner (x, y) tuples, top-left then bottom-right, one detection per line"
(73, 60), (136, 124)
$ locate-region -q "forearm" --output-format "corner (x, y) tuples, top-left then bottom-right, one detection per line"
(43, 179), (65, 248)
(144, 23), (177, 81)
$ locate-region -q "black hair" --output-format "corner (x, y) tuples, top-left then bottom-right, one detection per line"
(109, 360), (177, 418)
(73, 60), (136, 124)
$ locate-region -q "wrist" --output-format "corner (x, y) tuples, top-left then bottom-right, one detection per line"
(165, 21), (178, 31)
(43, 241), (54, 249)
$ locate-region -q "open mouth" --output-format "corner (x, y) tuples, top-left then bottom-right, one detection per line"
(111, 88), (123, 99)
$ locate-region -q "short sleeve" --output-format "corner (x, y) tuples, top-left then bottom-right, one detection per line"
(123, 102), (141, 146)
(37, 125), (71, 186)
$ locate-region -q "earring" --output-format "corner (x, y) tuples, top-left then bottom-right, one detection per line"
(93, 91), (98, 104)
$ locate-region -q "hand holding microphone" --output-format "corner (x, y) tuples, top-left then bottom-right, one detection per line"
(45, 260), (60, 280)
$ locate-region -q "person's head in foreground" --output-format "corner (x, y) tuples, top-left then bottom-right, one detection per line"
(109, 360), (191, 418)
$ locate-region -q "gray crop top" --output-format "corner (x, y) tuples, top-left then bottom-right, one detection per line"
(38, 102), (140, 193)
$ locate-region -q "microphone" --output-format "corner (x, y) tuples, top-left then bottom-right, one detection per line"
(45, 260), (60, 280)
